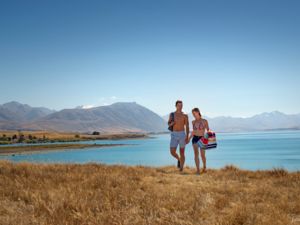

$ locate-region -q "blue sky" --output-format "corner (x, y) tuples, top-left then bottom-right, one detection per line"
(0, 0), (299, 117)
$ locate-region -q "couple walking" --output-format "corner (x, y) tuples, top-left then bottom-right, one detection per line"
(168, 100), (209, 174)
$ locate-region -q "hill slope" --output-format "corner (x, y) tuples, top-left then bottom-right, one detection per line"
(24, 102), (166, 133)
(0, 101), (55, 122)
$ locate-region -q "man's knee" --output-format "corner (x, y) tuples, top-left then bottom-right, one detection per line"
(170, 148), (177, 155)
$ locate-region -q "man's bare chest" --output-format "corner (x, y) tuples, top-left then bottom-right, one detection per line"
(174, 114), (185, 123)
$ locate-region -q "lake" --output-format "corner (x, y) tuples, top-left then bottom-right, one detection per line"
(1, 130), (300, 171)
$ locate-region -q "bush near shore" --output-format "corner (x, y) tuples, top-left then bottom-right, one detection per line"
(0, 162), (300, 225)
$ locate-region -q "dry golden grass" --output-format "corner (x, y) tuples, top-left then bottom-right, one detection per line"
(0, 161), (300, 225)
(0, 130), (86, 140)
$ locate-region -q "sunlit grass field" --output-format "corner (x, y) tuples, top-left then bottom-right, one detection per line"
(0, 161), (300, 225)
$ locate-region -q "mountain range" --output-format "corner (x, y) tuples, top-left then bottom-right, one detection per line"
(164, 111), (300, 132)
(206, 111), (300, 132)
(0, 101), (165, 133)
(0, 101), (300, 133)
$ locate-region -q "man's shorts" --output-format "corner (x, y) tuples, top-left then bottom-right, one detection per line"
(170, 131), (186, 149)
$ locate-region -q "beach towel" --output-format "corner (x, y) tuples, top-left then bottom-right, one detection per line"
(197, 131), (217, 150)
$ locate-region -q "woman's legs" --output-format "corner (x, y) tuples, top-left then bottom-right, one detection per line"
(200, 149), (206, 172)
(193, 144), (200, 174)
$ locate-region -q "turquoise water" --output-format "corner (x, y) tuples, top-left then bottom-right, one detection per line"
(1, 130), (300, 171)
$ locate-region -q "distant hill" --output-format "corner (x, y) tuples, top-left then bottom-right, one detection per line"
(163, 111), (300, 132)
(16, 102), (166, 133)
(0, 101), (55, 122)
(0, 106), (20, 121)
(210, 111), (300, 132)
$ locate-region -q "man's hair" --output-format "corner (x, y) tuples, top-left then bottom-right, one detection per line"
(192, 108), (202, 117)
(175, 100), (183, 106)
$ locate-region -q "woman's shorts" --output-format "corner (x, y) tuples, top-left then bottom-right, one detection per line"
(192, 136), (202, 144)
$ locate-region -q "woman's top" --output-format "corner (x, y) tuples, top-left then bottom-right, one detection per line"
(193, 119), (206, 131)
(192, 119), (209, 137)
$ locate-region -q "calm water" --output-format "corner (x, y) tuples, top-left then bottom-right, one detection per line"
(1, 130), (300, 171)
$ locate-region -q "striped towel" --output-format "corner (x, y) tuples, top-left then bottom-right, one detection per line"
(197, 131), (217, 150)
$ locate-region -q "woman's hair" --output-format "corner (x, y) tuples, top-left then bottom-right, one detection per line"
(192, 108), (202, 117)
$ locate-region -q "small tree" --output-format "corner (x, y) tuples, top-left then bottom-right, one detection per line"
(18, 134), (25, 143)
(92, 131), (100, 135)
(75, 134), (80, 138)
(0, 134), (7, 141)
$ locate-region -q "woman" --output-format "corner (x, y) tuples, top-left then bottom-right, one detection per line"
(188, 108), (210, 174)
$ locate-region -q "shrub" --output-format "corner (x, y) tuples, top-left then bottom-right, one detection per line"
(268, 168), (288, 177)
(18, 134), (25, 143)
(0, 134), (8, 141)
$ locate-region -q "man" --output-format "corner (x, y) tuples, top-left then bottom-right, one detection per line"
(168, 100), (189, 171)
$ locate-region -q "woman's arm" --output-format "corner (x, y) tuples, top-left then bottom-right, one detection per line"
(188, 121), (195, 141)
(188, 131), (194, 142)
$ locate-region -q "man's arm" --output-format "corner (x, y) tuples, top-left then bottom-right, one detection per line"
(185, 115), (189, 138)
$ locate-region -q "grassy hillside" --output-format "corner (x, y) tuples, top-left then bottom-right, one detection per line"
(0, 162), (300, 225)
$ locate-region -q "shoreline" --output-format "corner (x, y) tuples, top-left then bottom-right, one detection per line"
(0, 130), (148, 145)
(0, 143), (126, 156)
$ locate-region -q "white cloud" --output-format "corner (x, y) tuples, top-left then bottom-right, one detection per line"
(82, 104), (95, 109)
(78, 96), (120, 109)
